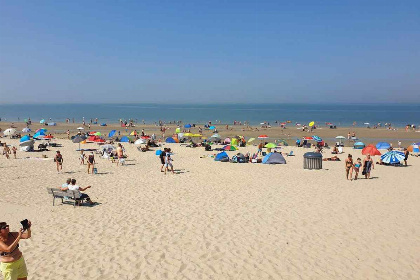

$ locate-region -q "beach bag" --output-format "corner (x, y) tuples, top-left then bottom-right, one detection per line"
(93, 168), (98, 174)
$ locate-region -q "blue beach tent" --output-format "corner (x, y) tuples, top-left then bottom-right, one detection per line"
(214, 151), (229, 161)
(166, 137), (176, 143)
(209, 126), (216, 130)
(120, 136), (130, 142)
(184, 124), (192, 128)
(376, 142), (391, 149)
(262, 152), (286, 164)
(101, 123), (107, 126)
(20, 135), (30, 142)
(108, 130), (116, 137)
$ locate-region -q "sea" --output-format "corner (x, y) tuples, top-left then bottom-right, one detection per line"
(0, 103), (419, 127)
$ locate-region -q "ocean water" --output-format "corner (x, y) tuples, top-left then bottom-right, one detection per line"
(0, 103), (419, 127)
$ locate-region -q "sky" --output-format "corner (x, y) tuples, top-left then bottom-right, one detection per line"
(0, 0), (419, 104)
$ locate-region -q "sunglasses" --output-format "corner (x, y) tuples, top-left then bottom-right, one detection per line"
(0, 225), (9, 230)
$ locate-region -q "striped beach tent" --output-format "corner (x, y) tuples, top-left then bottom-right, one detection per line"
(381, 151), (405, 164)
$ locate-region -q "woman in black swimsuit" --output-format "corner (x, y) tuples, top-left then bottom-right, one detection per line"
(55, 151), (63, 173)
(87, 152), (95, 174)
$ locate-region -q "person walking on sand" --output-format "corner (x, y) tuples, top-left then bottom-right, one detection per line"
(2, 144), (10, 159)
(11, 146), (17, 159)
(404, 148), (409, 166)
(345, 154), (353, 180)
(0, 220), (32, 280)
(164, 148), (174, 175)
(66, 130), (70, 139)
(362, 154), (374, 179)
(353, 158), (362, 180)
(87, 153), (95, 174)
(55, 151), (63, 173)
(116, 143), (124, 166)
(80, 151), (86, 165)
(159, 148), (167, 172)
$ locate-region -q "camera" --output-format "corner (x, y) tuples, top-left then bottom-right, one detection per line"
(20, 219), (30, 231)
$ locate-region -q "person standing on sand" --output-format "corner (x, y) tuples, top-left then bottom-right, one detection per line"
(54, 151), (63, 173)
(345, 154), (353, 180)
(164, 148), (174, 175)
(0, 220), (32, 280)
(257, 142), (263, 156)
(362, 154), (374, 179)
(404, 148), (409, 166)
(66, 130), (70, 139)
(116, 143), (124, 166)
(87, 152), (95, 174)
(159, 148), (167, 172)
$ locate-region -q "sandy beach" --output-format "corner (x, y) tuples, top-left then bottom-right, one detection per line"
(0, 130), (419, 279)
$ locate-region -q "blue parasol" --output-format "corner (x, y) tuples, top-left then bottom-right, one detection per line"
(381, 151), (405, 164)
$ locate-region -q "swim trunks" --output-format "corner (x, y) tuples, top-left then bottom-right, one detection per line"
(0, 256), (28, 280)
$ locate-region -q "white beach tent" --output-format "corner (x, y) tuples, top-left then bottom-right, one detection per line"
(3, 128), (16, 136)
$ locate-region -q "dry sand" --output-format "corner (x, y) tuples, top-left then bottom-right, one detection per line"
(0, 136), (419, 279)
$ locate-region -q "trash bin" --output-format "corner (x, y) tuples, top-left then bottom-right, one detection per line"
(303, 152), (322, 169)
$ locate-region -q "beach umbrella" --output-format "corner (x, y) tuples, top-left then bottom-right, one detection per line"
(209, 126), (216, 130)
(22, 128), (31, 133)
(77, 127), (84, 130)
(40, 119), (45, 124)
(72, 135), (87, 150)
(184, 124), (192, 128)
(309, 121), (315, 127)
(94, 132), (102, 136)
(36, 128), (47, 133)
(336, 136), (346, 140)
(192, 134), (202, 137)
(362, 145), (381, 156)
(175, 127), (181, 133)
(264, 143), (277, 148)
(130, 131), (137, 136)
(19, 139), (34, 147)
(354, 142), (365, 149)
(184, 133), (193, 137)
(312, 135), (322, 142)
(258, 135), (268, 139)
(247, 137), (255, 143)
(3, 128), (16, 136)
(381, 151), (405, 164)
(376, 142), (391, 150)
(20, 135), (30, 142)
(101, 144), (115, 150)
(72, 135), (87, 143)
(223, 145), (238, 151)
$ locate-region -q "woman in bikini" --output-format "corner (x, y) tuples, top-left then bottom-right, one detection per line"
(0, 221), (32, 280)
(345, 154), (353, 180)
(55, 151), (63, 173)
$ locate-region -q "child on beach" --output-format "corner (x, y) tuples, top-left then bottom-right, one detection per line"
(353, 158), (362, 180)
(11, 146), (17, 159)
(2, 144), (10, 159)
(80, 151), (86, 165)
(164, 148), (174, 175)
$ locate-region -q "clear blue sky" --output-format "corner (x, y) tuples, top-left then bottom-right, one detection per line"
(1, 1), (419, 104)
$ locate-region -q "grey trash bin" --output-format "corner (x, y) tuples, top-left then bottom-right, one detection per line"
(303, 152), (322, 169)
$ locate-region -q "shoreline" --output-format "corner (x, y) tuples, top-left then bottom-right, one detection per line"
(1, 121), (419, 147)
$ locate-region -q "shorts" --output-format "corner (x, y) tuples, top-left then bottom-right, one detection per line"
(165, 163), (173, 168)
(0, 256), (28, 280)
